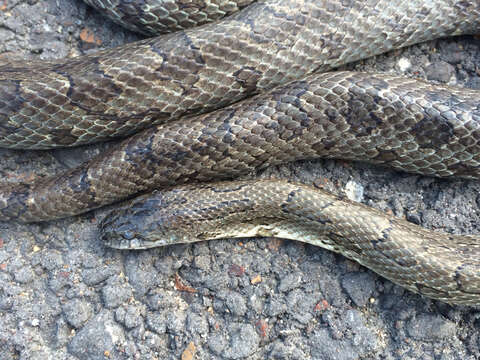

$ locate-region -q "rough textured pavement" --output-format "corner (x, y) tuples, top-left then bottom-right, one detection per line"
(0, 1), (480, 359)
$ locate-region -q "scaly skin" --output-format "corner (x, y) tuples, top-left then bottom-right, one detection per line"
(83, 0), (256, 35)
(1, 72), (480, 222)
(100, 179), (480, 305)
(0, 0), (478, 149)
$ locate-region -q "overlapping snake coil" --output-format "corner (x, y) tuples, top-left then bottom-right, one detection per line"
(1, 0), (480, 304)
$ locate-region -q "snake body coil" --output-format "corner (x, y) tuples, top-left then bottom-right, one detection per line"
(100, 179), (480, 305)
(2, 71), (480, 222)
(0, 0), (478, 149)
(1, 0), (480, 304)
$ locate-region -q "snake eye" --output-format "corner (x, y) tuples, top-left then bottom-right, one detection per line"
(122, 230), (135, 240)
(114, 222), (138, 240)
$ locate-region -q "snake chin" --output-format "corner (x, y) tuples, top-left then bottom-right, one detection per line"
(100, 225), (173, 249)
(103, 237), (168, 250)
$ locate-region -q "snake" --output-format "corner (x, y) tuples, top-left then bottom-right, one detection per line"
(1, 0), (479, 149)
(1, 0), (480, 304)
(100, 179), (480, 305)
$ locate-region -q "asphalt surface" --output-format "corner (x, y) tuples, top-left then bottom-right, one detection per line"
(0, 1), (480, 359)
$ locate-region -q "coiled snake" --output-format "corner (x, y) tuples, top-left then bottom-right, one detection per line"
(1, 0), (480, 304)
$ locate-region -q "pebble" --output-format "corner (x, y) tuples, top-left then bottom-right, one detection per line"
(344, 180), (364, 202)
(225, 291), (247, 316)
(101, 281), (133, 308)
(341, 272), (376, 307)
(425, 61), (455, 83)
(68, 311), (125, 360)
(62, 298), (93, 329)
(209, 323), (260, 359)
(278, 272), (302, 292)
(406, 314), (456, 341)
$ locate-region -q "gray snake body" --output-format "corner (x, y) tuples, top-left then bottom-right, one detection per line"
(100, 179), (480, 305)
(3, 70), (480, 222)
(0, 0), (478, 149)
(1, 0), (480, 304)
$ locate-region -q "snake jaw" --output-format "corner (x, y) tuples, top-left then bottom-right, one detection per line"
(99, 199), (185, 249)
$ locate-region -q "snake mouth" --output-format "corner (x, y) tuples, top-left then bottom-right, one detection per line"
(103, 237), (160, 250)
(100, 216), (174, 249)
(100, 226), (176, 251)
(102, 228), (187, 249)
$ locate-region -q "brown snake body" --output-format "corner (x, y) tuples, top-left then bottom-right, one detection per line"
(100, 179), (480, 305)
(0, 0), (478, 149)
(1, 0), (480, 304)
(2, 70), (480, 222)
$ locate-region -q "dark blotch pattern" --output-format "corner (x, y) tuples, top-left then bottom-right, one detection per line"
(99, 179), (480, 305)
(0, 0), (479, 149)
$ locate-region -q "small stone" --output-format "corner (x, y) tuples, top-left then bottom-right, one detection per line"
(345, 310), (378, 351)
(40, 252), (64, 271)
(425, 61), (455, 83)
(68, 311), (125, 360)
(269, 340), (308, 360)
(266, 297), (287, 317)
(124, 253), (159, 297)
(228, 264), (245, 277)
(54, 318), (70, 348)
(278, 272), (302, 293)
(397, 58), (411, 72)
(146, 312), (167, 334)
(63, 298), (93, 329)
(193, 255), (211, 271)
(186, 312), (209, 337)
(225, 291), (247, 317)
(101, 282), (132, 308)
(250, 274), (262, 284)
(341, 272), (376, 307)
(212, 323), (260, 359)
(14, 266), (34, 284)
(344, 180), (364, 202)
(406, 212), (421, 225)
(311, 328), (356, 360)
(82, 267), (115, 286)
(406, 314), (456, 341)
(182, 342), (196, 360)
(166, 311), (187, 335)
(115, 305), (143, 329)
(209, 334), (228, 356)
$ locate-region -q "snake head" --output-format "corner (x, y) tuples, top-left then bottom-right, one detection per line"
(99, 190), (195, 249)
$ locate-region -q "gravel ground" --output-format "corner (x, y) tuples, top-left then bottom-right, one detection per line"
(1, 1), (480, 359)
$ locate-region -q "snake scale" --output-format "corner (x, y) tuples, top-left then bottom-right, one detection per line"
(101, 179), (480, 305)
(1, 0), (480, 304)
(1, 0), (479, 149)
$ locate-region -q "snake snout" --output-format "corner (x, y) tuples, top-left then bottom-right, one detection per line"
(99, 200), (179, 249)
(99, 213), (140, 249)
